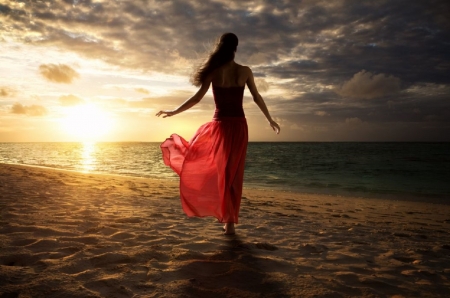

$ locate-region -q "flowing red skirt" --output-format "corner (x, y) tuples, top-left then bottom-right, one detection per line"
(161, 117), (248, 223)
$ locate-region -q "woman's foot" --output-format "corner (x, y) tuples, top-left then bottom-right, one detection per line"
(223, 223), (235, 235)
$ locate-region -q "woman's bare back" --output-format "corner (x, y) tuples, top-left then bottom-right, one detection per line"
(211, 62), (249, 88)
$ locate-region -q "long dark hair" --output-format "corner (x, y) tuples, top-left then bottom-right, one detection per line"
(191, 33), (239, 87)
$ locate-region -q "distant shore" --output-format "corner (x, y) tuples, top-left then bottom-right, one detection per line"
(1, 163), (449, 297)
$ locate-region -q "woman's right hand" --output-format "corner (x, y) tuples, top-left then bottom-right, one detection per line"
(269, 120), (280, 134)
(156, 110), (176, 118)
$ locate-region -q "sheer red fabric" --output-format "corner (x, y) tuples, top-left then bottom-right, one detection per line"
(160, 85), (248, 223)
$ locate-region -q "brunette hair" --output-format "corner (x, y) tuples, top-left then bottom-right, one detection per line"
(191, 33), (238, 86)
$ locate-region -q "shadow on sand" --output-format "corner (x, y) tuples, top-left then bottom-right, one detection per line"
(174, 235), (290, 298)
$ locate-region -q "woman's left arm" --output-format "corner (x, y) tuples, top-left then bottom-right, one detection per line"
(156, 78), (211, 118)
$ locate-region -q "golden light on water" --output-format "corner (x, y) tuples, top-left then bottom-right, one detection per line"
(60, 104), (114, 142)
(81, 142), (96, 172)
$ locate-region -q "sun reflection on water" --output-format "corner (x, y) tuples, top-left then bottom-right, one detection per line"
(81, 142), (96, 172)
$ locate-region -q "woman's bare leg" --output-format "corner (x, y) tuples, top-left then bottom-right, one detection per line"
(223, 223), (235, 235)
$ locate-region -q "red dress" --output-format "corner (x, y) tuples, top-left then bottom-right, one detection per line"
(160, 85), (248, 223)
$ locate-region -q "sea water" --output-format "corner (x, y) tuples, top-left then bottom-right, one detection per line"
(1, 142), (449, 203)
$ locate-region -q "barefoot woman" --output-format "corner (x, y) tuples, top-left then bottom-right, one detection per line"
(156, 33), (280, 235)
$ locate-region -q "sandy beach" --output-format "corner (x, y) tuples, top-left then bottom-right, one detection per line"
(0, 164), (449, 297)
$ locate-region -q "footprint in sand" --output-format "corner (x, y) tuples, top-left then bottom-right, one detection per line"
(0, 254), (48, 273)
(89, 252), (131, 267)
(392, 256), (416, 263)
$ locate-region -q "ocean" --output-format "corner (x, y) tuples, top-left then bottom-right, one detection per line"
(1, 142), (449, 203)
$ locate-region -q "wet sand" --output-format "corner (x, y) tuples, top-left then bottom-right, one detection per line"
(0, 163), (449, 297)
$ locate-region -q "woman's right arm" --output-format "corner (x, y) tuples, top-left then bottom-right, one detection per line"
(156, 75), (212, 118)
(246, 67), (280, 134)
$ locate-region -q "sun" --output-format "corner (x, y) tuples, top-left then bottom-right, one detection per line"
(60, 104), (114, 141)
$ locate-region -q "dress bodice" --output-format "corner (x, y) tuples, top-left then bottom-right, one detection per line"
(212, 85), (245, 119)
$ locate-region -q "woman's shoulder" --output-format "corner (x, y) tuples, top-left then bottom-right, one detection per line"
(235, 64), (252, 75)
(235, 63), (250, 70)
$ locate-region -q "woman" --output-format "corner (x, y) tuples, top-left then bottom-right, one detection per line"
(156, 33), (280, 235)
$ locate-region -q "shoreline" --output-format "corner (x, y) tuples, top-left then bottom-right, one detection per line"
(2, 162), (448, 206)
(1, 163), (450, 297)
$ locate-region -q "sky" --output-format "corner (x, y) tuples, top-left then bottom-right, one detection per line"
(1, 0), (450, 142)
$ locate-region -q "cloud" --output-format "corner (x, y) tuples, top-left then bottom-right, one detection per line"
(314, 111), (330, 116)
(59, 94), (84, 106)
(336, 70), (401, 99)
(135, 91), (192, 108)
(405, 83), (450, 97)
(345, 117), (363, 125)
(2, 0), (448, 88)
(135, 88), (150, 95)
(1, 0), (450, 141)
(39, 64), (80, 83)
(0, 87), (15, 97)
(11, 103), (47, 116)
(254, 78), (269, 93)
(424, 115), (439, 122)
(290, 123), (304, 131)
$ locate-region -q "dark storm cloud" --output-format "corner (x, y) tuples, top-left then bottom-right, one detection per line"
(3, 1), (448, 82)
(260, 0), (450, 94)
(39, 64), (80, 83)
(2, 0), (450, 139)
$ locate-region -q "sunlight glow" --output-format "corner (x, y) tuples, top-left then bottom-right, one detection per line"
(60, 104), (114, 141)
(81, 142), (96, 172)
